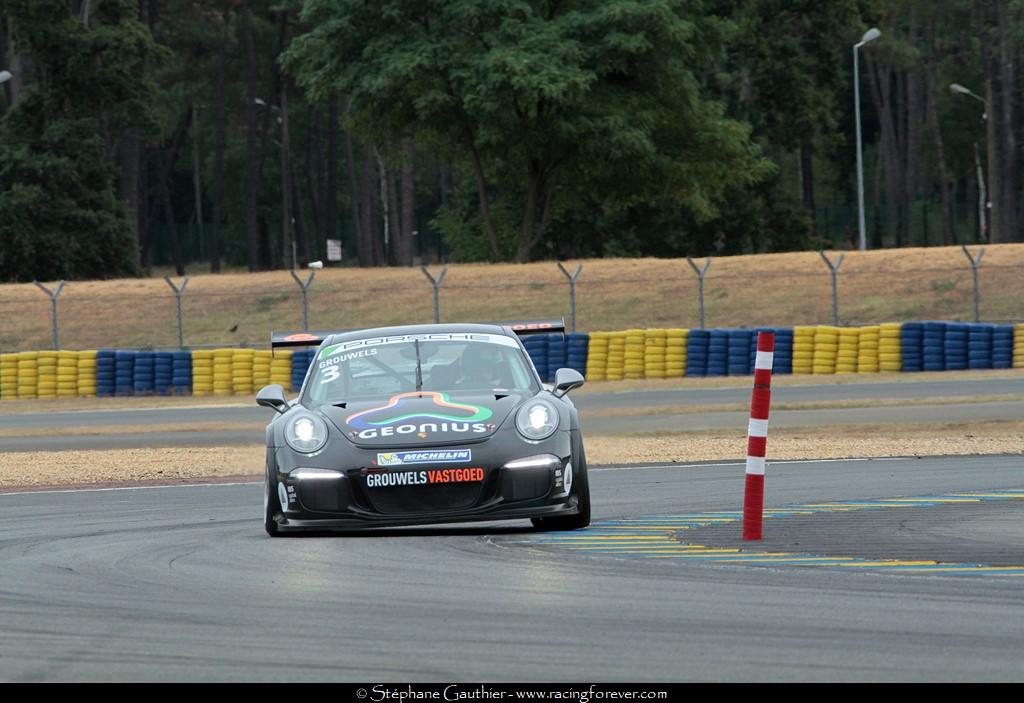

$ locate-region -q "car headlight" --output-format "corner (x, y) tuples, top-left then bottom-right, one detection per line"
(515, 399), (559, 441)
(284, 413), (329, 454)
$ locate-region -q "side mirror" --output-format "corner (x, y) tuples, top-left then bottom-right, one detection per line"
(257, 384), (288, 414)
(552, 368), (585, 398)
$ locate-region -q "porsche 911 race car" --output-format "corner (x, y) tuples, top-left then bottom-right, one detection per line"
(259, 319), (590, 536)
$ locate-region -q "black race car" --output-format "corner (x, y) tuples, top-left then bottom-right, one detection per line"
(258, 319), (590, 536)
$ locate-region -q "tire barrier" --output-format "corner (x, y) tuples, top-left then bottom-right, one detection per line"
(213, 348), (234, 396)
(707, 329), (728, 377)
(774, 327), (794, 374)
(624, 329), (645, 380)
(812, 325), (839, 374)
(643, 329), (667, 379)
(520, 333), (589, 382)
(606, 331), (626, 381)
(879, 322), (902, 372)
(96, 350), (115, 397)
(172, 351), (192, 395)
(133, 351), (155, 395)
(944, 322), (969, 371)
(522, 334), (549, 382)
(192, 350), (214, 396)
(665, 328), (687, 378)
(37, 351), (58, 399)
(2, 320), (1021, 403)
(0, 353), (17, 399)
(566, 333), (588, 378)
(76, 350), (97, 398)
(686, 329), (709, 376)
(993, 324), (1014, 370)
(253, 350), (272, 390)
(291, 349), (316, 392)
(270, 349), (293, 391)
(751, 327), (792, 374)
(727, 329), (752, 376)
(154, 352), (173, 396)
(547, 334), (568, 381)
(922, 321), (945, 372)
(900, 322), (923, 372)
(585, 332), (609, 381)
(115, 350), (135, 397)
(232, 348), (256, 395)
(792, 326), (815, 375)
(856, 325), (879, 373)
(16, 351), (38, 399)
(835, 327), (859, 374)
(56, 351), (79, 398)
(967, 324), (993, 371)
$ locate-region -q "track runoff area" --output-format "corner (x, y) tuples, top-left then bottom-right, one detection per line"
(2, 335), (1023, 684)
(520, 332), (1024, 576)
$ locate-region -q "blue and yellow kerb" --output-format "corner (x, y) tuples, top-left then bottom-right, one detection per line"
(520, 489), (1024, 576)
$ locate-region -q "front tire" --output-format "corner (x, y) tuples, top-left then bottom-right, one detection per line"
(264, 460), (283, 537)
(532, 435), (591, 531)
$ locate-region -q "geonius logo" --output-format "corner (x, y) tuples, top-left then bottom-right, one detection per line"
(345, 391), (494, 440)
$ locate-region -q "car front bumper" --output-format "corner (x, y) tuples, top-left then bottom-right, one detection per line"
(269, 431), (580, 531)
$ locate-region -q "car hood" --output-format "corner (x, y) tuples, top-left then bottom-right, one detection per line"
(318, 390), (525, 447)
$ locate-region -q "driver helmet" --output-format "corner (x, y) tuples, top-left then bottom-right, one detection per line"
(461, 344), (505, 381)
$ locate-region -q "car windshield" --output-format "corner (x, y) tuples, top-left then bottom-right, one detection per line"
(303, 332), (539, 405)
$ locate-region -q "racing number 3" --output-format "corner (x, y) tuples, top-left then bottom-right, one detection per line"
(319, 365), (340, 384)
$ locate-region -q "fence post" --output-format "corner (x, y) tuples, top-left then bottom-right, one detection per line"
(421, 265), (448, 323)
(33, 280), (65, 350)
(556, 262), (583, 333)
(818, 251), (844, 326)
(961, 244), (984, 323)
(164, 276), (190, 349)
(685, 256), (712, 329)
(289, 269), (316, 330)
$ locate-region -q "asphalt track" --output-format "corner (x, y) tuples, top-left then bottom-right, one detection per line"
(1, 455), (1023, 682)
(3, 375), (1023, 451)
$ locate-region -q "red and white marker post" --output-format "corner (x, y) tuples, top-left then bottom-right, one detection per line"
(742, 331), (775, 541)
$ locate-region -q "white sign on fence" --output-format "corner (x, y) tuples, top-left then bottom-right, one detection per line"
(326, 239), (342, 262)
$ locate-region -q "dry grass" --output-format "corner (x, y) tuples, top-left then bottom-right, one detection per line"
(2, 244), (1024, 352)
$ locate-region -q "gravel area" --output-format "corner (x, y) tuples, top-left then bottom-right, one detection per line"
(3, 421), (1021, 490)
(0, 445), (265, 489)
(585, 421), (1024, 464)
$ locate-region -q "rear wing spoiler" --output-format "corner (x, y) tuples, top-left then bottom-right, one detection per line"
(495, 318), (566, 337)
(272, 319), (566, 349)
(271, 330), (341, 349)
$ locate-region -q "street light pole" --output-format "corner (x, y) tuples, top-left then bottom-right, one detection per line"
(854, 27), (880, 252)
(950, 83), (990, 242)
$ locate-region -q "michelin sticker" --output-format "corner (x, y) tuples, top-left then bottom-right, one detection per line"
(377, 450), (472, 466)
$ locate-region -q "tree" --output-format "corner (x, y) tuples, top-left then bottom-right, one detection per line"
(0, 0), (161, 281)
(285, 0), (770, 262)
(730, 0), (862, 238)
